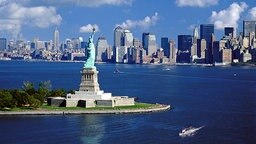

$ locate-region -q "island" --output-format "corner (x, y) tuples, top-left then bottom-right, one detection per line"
(0, 28), (171, 115)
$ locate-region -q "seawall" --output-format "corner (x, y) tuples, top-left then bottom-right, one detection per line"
(0, 104), (171, 115)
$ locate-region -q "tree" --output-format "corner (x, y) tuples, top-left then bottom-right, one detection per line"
(0, 90), (16, 108)
(11, 90), (31, 107)
(29, 97), (42, 108)
(33, 93), (44, 104)
(38, 80), (52, 99)
(22, 81), (35, 95)
(50, 89), (66, 97)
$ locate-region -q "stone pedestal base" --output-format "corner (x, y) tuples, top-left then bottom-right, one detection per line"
(79, 67), (100, 92)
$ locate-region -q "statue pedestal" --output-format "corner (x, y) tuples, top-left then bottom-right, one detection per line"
(79, 67), (100, 92)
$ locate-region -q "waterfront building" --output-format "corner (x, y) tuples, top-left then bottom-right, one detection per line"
(243, 20), (256, 37)
(212, 41), (221, 63)
(200, 24), (214, 63)
(241, 50), (252, 62)
(161, 37), (169, 58)
(133, 38), (142, 48)
(242, 37), (249, 49)
(224, 27), (234, 38)
(116, 29), (133, 63)
(193, 26), (199, 44)
(221, 48), (232, 64)
(96, 37), (109, 62)
(114, 26), (124, 63)
(177, 35), (192, 63)
(249, 32), (255, 47)
(68, 52), (85, 61)
(54, 27), (60, 51)
(0, 38), (7, 51)
(143, 33), (157, 57)
(71, 38), (81, 49)
(81, 41), (87, 49)
(45, 40), (53, 51)
(169, 40), (176, 64)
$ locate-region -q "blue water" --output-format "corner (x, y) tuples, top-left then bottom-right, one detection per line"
(0, 61), (255, 144)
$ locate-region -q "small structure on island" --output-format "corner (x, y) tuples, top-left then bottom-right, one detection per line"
(48, 28), (135, 108)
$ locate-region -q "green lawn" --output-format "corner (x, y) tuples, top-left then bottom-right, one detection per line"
(0, 102), (162, 112)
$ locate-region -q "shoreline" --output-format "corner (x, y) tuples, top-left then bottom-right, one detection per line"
(0, 104), (171, 115)
(1, 59), (255, 67)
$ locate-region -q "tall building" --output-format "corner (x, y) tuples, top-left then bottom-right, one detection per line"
(142, 33), (148, 48)
(169, 40), (176, 64)
(123, 30), (133, 47)
(200, 24), (214, 63)
(243, 20), (256, 37)
(224, 27), (234, 38)
(133, 38), (141, 48)
(0, 38), (7, 51)
(177, 35), (192, 63)
(114, 26), (124, 63)
(161, 37), (170, 58)
(143, 33), (157, 56)
(193, 26), (199, 44)
(54, 27), (60, 51)
(71, 38), (83, 49)
(199, 39), (206, 59)
(96, 37), (109, 62)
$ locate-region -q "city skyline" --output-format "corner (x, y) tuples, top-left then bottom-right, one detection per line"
(0, 0), (255, 44)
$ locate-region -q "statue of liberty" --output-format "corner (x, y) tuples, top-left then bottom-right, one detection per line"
(84, 28), (96, 68)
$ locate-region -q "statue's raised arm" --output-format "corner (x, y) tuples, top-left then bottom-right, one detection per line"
(83, 27), (96, 69)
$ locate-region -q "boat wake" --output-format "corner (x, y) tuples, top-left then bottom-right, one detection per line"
(179, 126), (204, 137)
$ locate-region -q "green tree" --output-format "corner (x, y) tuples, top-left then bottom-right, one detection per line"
(22, 81), (35, 95)
(50, 89), (66, 97)
(0, 90), (16, 108)
(33, 93), (44, 104)
(11, 90), (31, 107)
(38, 80), (52, 99)
(29, 97), (42, 108)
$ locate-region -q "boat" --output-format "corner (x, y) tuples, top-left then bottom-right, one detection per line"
(179, 126), (204, 137)
(162, 68), (171, 71)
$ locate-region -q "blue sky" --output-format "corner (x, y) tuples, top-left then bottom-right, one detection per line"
(0, 0), (255, 45)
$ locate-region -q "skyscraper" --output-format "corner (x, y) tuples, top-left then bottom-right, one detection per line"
(193, 26), (199, 44)
(114, 26), (124, 63)
(177, 35), (192, 63)
(243, 20), (256, 37)
(224, 27), (234, 38)
(0, 38), (7, 51)
(143, 33), (157, 56)
(123, 30), (133, 47)
(169, 40), (176, 64)
(161, 37), (169, 58)
(198, 39), (206, 59)
(96, 37), (109, 62)
(54, 27), (59, 51)
(200, 24), (214, 63)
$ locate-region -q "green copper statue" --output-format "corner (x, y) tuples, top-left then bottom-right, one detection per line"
(84, 28), (96, 68)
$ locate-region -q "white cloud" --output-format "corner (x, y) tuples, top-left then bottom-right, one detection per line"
(249, 7), (256, 20)
(116, 12), (159, 30)
(0, 2), (62, 37)
(176, 0), (218, 7)
(0, 0), (7, 6)
(210, 2), (248, 30)
(79, 24), (100, 33)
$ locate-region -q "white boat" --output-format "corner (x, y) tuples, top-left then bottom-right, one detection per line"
(162, 67), (171, 71)
(179, 126), (204, 137)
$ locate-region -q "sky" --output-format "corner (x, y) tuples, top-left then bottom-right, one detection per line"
(0, 0), (255, 45)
